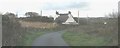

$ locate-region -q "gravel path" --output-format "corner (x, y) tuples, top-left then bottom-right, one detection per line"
(32, 31), (69, 46)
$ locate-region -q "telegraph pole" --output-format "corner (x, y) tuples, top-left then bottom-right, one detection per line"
(40, 10), (42, 16)
(118, 1), (120, 24)
(16, 12), (18, 18)
(112, 9), (114, 17)
(87, 14), (89, 24)
(78, 10), (79, 24)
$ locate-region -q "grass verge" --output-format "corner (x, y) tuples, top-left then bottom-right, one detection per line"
(63, 31), (110, 46)
(22, 32), (45, 46)
(62, 23), (118, 46)
(18, 29), (46, 46)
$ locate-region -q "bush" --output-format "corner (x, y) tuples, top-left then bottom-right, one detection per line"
(2, 14), (26, 46)
(19, 16), (54, 22)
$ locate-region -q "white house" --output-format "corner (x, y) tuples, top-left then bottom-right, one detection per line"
(55, 11), (78, 25)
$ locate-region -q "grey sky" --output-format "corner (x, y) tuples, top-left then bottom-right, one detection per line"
(42, 2), (88, 10)
(0, 0), (119, 17)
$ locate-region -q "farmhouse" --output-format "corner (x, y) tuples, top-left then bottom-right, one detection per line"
(55, 11), (78, 24)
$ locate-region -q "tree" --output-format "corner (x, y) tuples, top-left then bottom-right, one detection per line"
(3, 12), (17, 20)
(105, 12), (118, 18)
(25, 12), (39, 17)
(4, 12), (16, 17)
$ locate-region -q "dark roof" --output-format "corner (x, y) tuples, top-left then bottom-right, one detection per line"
(55, 11), (75, 24)
(55, 13), (69, 23)
(59, 13), (68, 16)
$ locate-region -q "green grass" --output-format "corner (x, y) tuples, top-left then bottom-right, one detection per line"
(22, 32), (45, 46)
(17, 28), (55, 46)
(18, 30), (46, 46)
(63, 31), (110, 46)
(62, 18), (118, 46)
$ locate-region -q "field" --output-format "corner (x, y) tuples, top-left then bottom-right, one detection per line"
(62, 18), (118, 46)
(19, 20), (58, 29)
(2, 14), (118, 46)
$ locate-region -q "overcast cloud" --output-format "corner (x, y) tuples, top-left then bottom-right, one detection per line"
(42, 2), (88, 10)
(0, 0), (119, 17)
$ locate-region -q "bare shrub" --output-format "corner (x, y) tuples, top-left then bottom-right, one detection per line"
(2, 14), (26, 46)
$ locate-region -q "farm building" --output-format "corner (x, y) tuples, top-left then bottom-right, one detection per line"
(55, 11), (78, 25)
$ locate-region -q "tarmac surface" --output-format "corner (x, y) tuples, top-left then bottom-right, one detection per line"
(32, 31), (68, 46)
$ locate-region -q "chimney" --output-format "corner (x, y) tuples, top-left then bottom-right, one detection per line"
(68, 11), (71, 14)
(56, 11), (59, 15)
